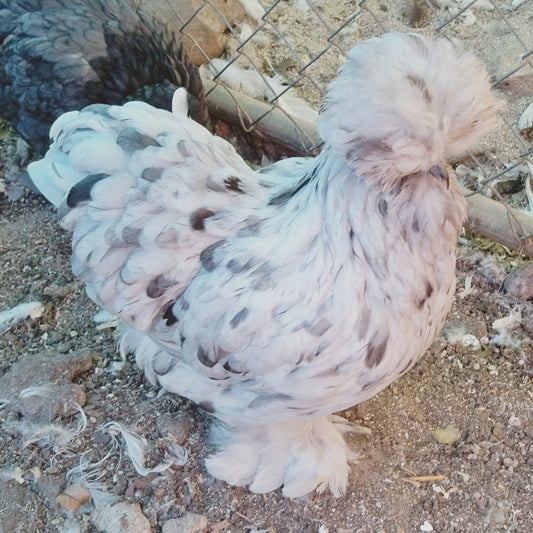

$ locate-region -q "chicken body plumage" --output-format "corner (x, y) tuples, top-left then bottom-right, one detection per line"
(0, 0), (208, 154)
(28, 33), (504, 497)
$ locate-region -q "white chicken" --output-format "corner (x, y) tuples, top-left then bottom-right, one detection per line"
(28, 33), (504, 497)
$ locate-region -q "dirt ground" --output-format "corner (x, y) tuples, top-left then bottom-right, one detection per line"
(1, 1), (533, 532)
(0, 148), (532, 532)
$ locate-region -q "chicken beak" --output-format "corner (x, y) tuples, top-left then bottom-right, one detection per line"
(429, 163), (449, 189)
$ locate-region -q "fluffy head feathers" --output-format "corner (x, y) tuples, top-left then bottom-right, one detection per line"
(318, 33), (505, 186)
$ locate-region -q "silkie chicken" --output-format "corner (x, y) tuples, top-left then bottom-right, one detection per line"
(28, 33), (504, 497)
(0, 0), (208, 155)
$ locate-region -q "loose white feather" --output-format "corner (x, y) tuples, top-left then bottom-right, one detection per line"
(0, 301), (44, 333)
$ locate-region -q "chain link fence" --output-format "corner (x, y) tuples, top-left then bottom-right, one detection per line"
(165, 0), (532, 254)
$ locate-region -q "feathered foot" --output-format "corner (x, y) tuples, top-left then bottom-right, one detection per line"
(205, 416), (356, 497)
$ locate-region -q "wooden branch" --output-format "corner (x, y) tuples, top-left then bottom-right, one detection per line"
(203, 79), (533, 258)
(462, 188), (533, 256)
(203, 80), (321, 155)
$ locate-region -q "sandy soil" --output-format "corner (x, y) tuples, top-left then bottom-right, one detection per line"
(0, 165), (532, 532)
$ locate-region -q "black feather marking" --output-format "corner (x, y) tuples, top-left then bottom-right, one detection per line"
(311, 365), (340, 379)
(198, 401), (215, 413)
(407, 74), (432, 103)
(416, 280), (434, 309)
(222, 359), (241, 374)
(268, 174), (312, 206)
(162, 302), (178, 326)
(429, 164), (449, 188)
(250, 263), (274, 290)
(224, 176), (244, 193)
(83, 103), (112, 117)
(141, 167), (164, 181)
(200, 240), (225, 271)
(197, 346), (215, 368)
(116, 127), (160, 153)
(378, 199), (388, 216)
(361, 378), (377, 391)
(365, 335), (388, 368)
(248, 393), (292, 409)
(122, 226), (141, 245)
(66, 173), (109, 207)
(398, 357), (415, 376)
(237, 217), (262, 237)
(304, 318), (332, 336)
(153, 352), (177, 375)
(146, 275), (173, 299)
(230, 307), (249, 329)
(227, 258), (255, 274)
(190, 208), (215, 231)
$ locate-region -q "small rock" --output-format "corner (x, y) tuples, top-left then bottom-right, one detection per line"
(57, 483), (91, 514)
(0, 350), (94, 421)
(162, 512), (208, 533)
(492, 422), (506, 441)
(43, 284), (75, 298)
(502, 263), (533, 301)
(518, 101), (533, 141)
(485, 503), (507, 526)
(420, 521), (434, 532)
(509, 415), (521, 427)
(433, 425), (461, 445)
(156, 412), (193, 445)
(92, 502), (152, 533)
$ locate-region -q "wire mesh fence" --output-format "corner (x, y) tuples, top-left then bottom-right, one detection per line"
(164, 0), (532, 253)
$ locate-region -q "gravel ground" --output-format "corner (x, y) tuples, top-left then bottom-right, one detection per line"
(0, 173), (532, 532)
(1, 1), (532, 532)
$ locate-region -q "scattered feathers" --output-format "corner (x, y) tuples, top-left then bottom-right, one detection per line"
(100, 421), (173, 476)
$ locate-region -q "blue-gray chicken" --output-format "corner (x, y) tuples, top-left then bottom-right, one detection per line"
(0, 0), (208, 154)
(28, 33), (504, 496)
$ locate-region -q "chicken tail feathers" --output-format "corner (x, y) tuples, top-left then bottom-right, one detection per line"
(27, 112), (87, 208)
